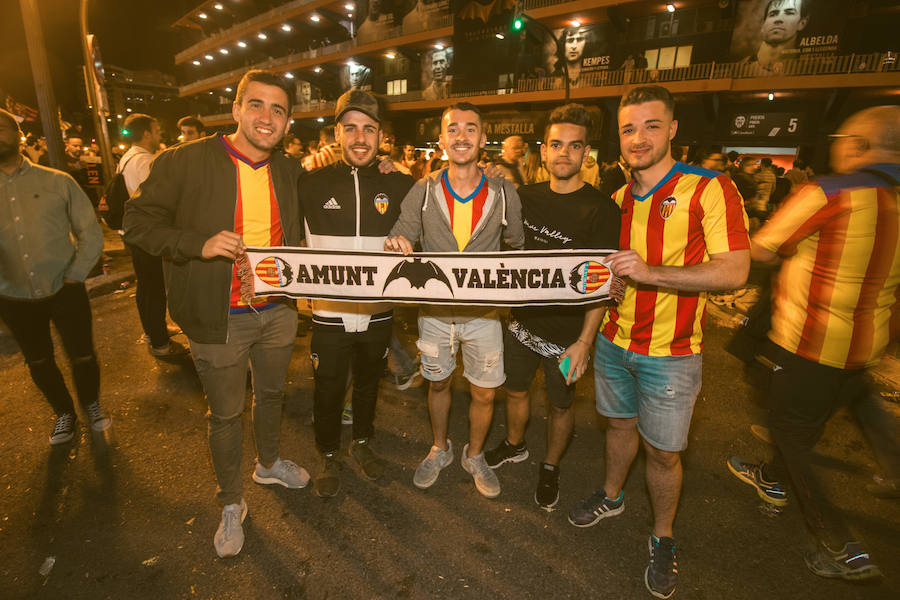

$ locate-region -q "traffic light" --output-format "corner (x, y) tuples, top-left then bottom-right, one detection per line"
(121, 128), (129, 137)
(512, 16), (523, 31)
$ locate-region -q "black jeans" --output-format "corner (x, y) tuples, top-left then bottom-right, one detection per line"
(311, 318), (392, 453)
(126, 242), (168, 347)
(763, 342), (897, 547)
(0, 282), (100, 416)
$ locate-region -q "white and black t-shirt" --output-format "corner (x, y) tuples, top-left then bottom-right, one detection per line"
(511, 182), (620, 348)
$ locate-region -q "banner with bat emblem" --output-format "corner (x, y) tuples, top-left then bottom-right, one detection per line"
(242, 247), (621, 307)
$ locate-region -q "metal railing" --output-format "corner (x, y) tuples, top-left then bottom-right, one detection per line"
(180, 15), (453, 96)
(198, 52), (898, 123)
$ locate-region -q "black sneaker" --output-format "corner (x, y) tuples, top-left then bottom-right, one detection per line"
(49, 413), (77, 445)
(645, 535), (678, 599)
(804, 540), (882, 581)
(485, 439), (529, 469)
(567, 488), (624, 527)
(535, 463), (559, 512)
(727, 457), (787, 506)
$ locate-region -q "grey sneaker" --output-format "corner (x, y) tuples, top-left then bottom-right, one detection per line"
(460, 443), (501, 498)
(149, 340), (190, 359)
(85, 402), (111, 433)
(413, 440), (454, 489)
(49, 413), (77, 445)
(315, 452), (342, 498)
(252, 458), (310, 489)
(214, 499), (248, 558)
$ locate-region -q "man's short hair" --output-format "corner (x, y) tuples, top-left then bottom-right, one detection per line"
(792, 158), (806, 169)
(760, 157), (773, 168)
(123, 113), (156, 142)
(177, 116), (205, 133)
(441, 102), (483, 126)
(234, 69), (293, 112)
(320, 126), (336, 144)
(0, 109), (20, 131)
(727, 150), (740, 162)
(544, 103), (593, 142)
(763, 0), (810, 19)
(619, 85), (675, 116)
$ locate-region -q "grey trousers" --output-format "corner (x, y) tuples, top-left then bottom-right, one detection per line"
(189, 304), (298, 505)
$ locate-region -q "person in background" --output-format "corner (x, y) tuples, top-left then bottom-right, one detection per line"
(119, 113), (189, 360)
(522, 149), (549, 184)
(177, 116), (206, 143)
(494, 135), (526, 187)
(0, 108), (108, 445)
(728, 105), (900, 582)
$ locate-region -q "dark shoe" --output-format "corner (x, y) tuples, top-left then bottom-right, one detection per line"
(727, 457), (787, 506)
(866, 474), (900, 499)
(315, 452), (342, 497)
(49, 413), (77, 445)
(567, 488), (624, 527)
(484, 439), (529, 469)
(150, 340), (190, 359)
(804, 540), (882, 581)
(535, 463), (559, 512)
(350, 438), (384, 481)
(645, 535), (678, 599)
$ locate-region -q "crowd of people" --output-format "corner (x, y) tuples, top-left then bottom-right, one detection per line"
(1, 70), (898, 599)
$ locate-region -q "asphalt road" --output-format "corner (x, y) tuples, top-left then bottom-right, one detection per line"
(0, 292), (898, 600)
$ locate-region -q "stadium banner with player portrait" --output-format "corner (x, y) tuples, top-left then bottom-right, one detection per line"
(451, 0), (518, 91)
(542, 22), (614, 88)
(242, 247), (620, 306)
(356, 0), (397, 44)
(730, 0), (845, 73)
(421, 47), (453, 100)
(401, 0), (450, 35)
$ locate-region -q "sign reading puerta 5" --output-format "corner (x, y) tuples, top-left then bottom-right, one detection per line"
(245, 248), (619, 306)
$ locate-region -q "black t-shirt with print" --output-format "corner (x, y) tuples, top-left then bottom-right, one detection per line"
(511, 181), (620, 348)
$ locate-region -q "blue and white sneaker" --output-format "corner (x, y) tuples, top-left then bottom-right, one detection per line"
(645, 535), (678, 599)
(567, 488), (624, 527)
(727, 457), (787, 506)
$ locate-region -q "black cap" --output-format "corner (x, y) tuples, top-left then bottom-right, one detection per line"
(334, 89), (381, 124)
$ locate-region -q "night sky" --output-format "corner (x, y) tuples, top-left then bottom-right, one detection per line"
(1, 0), (195, 116)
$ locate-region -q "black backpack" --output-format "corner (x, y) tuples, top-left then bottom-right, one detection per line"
(99, 155), (136, 230)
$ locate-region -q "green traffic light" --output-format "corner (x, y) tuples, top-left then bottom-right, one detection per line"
(121, 129), (129, 136)
(512, 17), (523, 31)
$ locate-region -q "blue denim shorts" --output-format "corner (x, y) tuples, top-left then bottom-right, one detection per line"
(593, 334), (702, 452)
(416, 315), (505, 388)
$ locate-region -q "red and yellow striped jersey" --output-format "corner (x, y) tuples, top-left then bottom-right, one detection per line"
(441, 171), (488, 251)
(754, 166), (900, 369)
(601, 162), (750, 356)
(220, 136), (284, 310)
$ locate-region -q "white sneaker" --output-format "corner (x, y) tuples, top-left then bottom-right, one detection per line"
(214, 499), (248, 558)
(413, 440), (454, 489)
(460, 443), (501, 498)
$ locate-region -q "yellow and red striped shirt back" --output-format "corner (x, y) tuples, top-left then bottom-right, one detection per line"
(754, 167), (900, 369)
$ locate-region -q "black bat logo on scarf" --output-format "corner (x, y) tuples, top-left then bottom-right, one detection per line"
(382, 258), (454, 295)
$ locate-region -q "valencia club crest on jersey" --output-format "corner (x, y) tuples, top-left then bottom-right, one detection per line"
(374, 192), (389, 215)
(660, 196), (677, 220)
